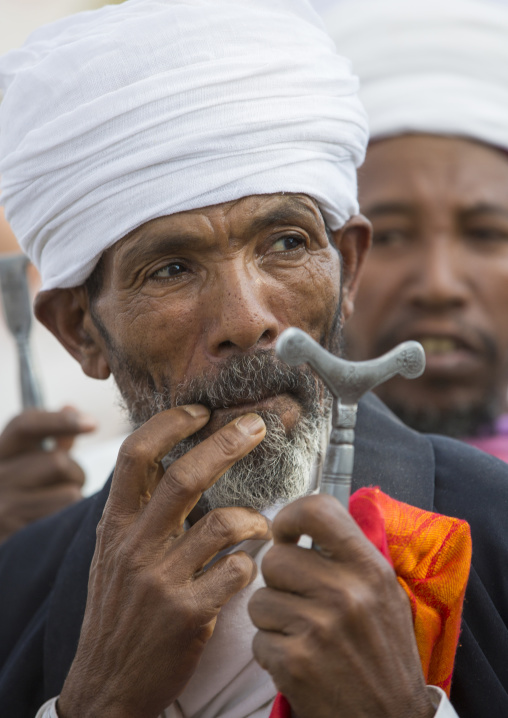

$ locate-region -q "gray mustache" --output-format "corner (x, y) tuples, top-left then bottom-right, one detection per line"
(173, 351), (322, 411)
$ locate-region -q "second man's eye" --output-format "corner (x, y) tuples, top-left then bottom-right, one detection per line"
(271, 235), (305, 252)
(152, 262), (188, 278)
(371, 228), (411, 248)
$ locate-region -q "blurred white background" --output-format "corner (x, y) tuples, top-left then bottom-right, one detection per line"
(0, 1), (129, 495)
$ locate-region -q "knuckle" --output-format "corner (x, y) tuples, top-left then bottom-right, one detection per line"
(49, 451), (84, 484)
(329, 579), (376, 623)
(175, 593), (207, 633)
(284, 643), (309, 682)
(116, 435), (153, 472)
(306, 610), (335, 647)
(203, 508), (236, 543)
(94, 520), (138, 572)
(247, 586), (265, 615)
(221, 551), (252, 585)
(260, 544), (285, 577)
(211, 427), (243, 459)
(251, 631), (268, 666)
(137, 567), (166, 599)
(95, 515), (109, 543)
(61, 455), (86, 485)
(163, 461), (197, 501)
(95, 512), (122, 546)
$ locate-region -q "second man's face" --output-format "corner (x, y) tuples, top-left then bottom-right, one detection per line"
(346, 134), (508, 436)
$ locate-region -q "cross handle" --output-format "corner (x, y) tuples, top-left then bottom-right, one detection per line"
(276, 328), (425, 406)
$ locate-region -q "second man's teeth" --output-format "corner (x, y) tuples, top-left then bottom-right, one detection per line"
(419, 338), (457, 355)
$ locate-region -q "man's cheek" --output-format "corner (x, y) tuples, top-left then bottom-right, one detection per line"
(288, 263), (340, 326)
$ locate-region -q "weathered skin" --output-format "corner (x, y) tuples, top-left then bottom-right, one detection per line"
(35, 193), (432, 718)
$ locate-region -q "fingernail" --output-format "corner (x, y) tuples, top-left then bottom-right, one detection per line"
(182, 404), (210, 419)
(236, 413), (265, 435)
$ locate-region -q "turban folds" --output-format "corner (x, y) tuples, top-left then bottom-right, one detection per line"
(324, 0), (508, 147)
(0, 0), (368, 290)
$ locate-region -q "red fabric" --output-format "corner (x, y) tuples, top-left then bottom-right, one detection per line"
(349, 486), (393, 564)
(269, 692), (291, 718)
(269, 487), (472, 717)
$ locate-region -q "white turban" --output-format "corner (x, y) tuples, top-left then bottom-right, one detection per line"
(323, 0), (508, 147)
(0, 0), (368, 290)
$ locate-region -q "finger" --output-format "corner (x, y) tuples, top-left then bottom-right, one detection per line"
(259, 543), (336, 596)
(273, 493), (379, 565)
(0, 408), (96, 458)
(140, 413), (265, 535)
(195, 549), (259, 610)
(55, 435), (76, 451)
(54, 406), (96, 450)
(248, 586), (308, 635)
(0, 483), (83, 525)
(0, 450), (86, 490)
(252, 629), (289, 679)
(107, 405), (211, 516)
(172, 507), (271, 574)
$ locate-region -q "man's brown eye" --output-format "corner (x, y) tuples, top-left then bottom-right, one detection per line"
(271, 235), (304, 252)
(466, 227), (508, 243)
(152, 262), (188, 278)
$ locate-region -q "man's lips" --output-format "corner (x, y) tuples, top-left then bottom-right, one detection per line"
(403, 330), (484, 375)
(372, 321), (492, 378)
(202, 392), (302, 434)
(211, 392), (295, 417)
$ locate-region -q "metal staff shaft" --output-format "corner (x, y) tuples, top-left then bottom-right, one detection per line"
(0, 254), (44, 410)
(275, 328), (425, 509)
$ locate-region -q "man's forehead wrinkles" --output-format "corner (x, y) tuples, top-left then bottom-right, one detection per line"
(119, 230), (209, 267)
(246, 199), (322, 234)
(116, 196), (323, 266)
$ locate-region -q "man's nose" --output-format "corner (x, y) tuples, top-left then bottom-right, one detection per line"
(407, 237), (470, 311)
(205, 262), (279, 357)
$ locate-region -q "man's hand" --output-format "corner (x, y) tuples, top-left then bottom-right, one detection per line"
(249, 494), (435, 718)
(0, 407), (96, 543)
(58, 405), (271, 718)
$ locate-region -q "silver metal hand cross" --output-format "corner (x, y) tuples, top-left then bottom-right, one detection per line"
(275, 328), (425, 509)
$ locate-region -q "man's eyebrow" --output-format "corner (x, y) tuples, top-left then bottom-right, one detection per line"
(121, 232), (201, 267)
(248, 201), (320, 234)
(361, 202), (415, 219)
(459, 203), (508, 220)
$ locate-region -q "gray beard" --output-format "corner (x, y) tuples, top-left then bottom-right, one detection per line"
(162, 410), (324, 512)
(119, 352), (330, 512)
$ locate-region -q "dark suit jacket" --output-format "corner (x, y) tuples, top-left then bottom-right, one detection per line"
(1, 394), (507, 717)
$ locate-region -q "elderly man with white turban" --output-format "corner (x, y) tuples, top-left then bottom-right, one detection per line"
(0, 1), (507, 717)
(322, 0), (508, 459)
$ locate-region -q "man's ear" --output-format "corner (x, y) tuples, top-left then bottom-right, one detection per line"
(34, 287), (111, 380)
(331, 214), (372, 322)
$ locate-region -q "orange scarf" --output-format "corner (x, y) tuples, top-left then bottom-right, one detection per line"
(270, 487), (472, 718)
